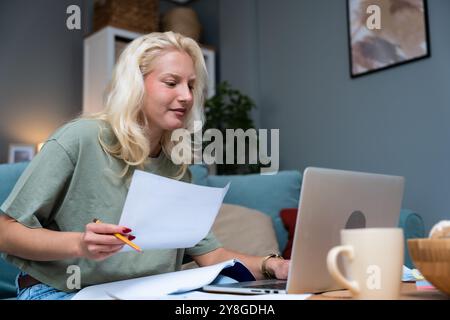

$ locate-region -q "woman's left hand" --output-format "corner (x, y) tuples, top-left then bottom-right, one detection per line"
(266, 257), (290, 280)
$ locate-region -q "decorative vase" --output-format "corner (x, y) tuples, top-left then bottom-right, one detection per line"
(161, 7), (202, 42)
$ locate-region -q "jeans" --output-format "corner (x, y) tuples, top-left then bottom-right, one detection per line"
(15, 272), (76, 300)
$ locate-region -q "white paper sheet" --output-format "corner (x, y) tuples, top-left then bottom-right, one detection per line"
(402, 265), (424, 282)
(119, 170), (230, 251)
(160, 291), (312, 300)
(72, 259), (241, 300)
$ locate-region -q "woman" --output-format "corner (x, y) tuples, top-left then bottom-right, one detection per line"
(0, 32), (289, 300)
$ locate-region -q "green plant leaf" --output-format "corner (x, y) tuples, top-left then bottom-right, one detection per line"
(203, 81), (263, 175)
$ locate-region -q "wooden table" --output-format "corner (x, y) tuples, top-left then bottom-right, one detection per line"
(309, 282), (449, 300)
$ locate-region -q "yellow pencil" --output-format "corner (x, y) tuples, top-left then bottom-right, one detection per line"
(93, 218), (142, 253)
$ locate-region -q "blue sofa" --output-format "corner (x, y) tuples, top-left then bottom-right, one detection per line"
(0, 162), (425, 299)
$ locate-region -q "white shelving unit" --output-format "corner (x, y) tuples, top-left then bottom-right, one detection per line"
(201, 46), (216, 99)
(83, 26), (216, 114)
(83, 26), (142, 115)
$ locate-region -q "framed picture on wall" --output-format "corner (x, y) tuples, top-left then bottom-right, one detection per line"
(8, 144), (35, 163)
(201, 46), (216, 98)
(347, 0), (430, 78)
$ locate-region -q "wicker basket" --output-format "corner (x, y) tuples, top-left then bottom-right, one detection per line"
(408, 238), (450, 296)
(93, 0), (159, 34)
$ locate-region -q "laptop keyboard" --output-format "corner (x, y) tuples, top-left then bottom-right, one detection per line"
(247, 282), (287, 290)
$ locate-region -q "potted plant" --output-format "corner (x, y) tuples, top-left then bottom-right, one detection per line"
(203, 81), (261, 175)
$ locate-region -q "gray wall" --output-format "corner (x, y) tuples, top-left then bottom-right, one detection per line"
(219, 0), (261, 127)
(220, 0), (450, 233)
(0, 0), (83, 163)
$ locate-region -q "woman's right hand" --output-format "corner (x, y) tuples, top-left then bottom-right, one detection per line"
(78, 221), (135, 261)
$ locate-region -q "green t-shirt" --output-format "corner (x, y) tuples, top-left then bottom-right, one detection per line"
(0, 119), (221, 293)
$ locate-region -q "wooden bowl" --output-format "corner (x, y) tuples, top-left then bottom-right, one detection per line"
(408, 238), (450, 296)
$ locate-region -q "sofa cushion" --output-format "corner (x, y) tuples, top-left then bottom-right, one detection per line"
(212, 204), (279, 256)
(0, 161), (29, 299)
(182, 204), (280, 270)
(0, 259), (18, 299)
(189, 164), (209, 186)
(279, 208), (298, 259)
(399, 208), (425, 268)
(205, 170), (302, 252)
(0, 161), (29, 203)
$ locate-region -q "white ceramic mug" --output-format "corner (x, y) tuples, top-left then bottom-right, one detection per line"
(326, 228), (404, 300)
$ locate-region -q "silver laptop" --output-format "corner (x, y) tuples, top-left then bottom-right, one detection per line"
(203, 167), (404, 294)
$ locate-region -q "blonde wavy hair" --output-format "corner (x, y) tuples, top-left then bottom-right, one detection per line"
(87, 31), (207, 179)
